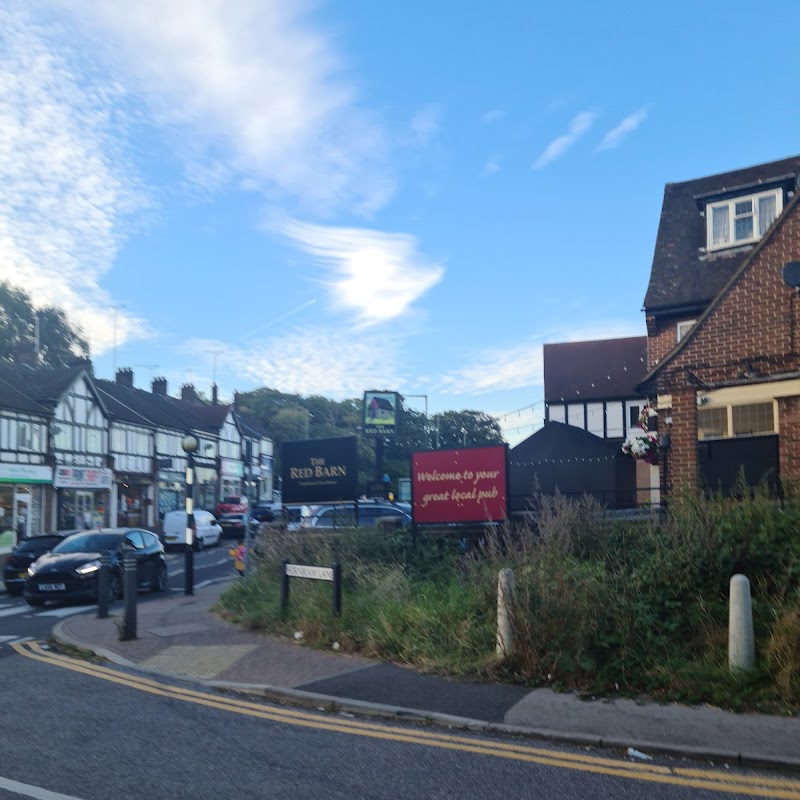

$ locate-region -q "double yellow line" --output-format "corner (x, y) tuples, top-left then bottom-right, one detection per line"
(12, 640), (800, 798)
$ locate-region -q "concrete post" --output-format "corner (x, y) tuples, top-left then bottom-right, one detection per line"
(496, 568), (515, 660)
(728, 574), (755, 670)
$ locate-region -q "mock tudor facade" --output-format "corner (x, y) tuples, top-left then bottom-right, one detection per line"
(639, 155), (800, 497)
(0, 355), (273, 539)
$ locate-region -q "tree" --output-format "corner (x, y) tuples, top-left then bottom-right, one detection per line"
(430, 410), (504, 450)
(0, 282), (89, 368)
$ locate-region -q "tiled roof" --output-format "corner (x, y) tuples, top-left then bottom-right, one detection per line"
(236, 410), (268, 438)
(0, 362), (88, 415)
(543, 337), (647, 403)
(644, 154), (800, 314)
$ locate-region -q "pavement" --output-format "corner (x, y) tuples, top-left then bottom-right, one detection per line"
(50, 579), (800, 773)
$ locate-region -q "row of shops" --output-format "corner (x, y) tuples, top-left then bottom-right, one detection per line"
(1, 459), (269, 542)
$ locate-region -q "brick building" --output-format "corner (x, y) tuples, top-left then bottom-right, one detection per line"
(638, 155), (800, 496)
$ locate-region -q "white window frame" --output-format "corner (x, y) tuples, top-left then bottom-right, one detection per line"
(706, 189), (782, 251)
(677, 320), (697, 342)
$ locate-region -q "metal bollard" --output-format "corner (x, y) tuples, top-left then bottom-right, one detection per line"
(96, 552), (111, 619)
(120, 549), (137, 641)
(280, 559), (290, 615)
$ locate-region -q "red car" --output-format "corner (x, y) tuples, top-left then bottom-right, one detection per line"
(214, 495), (248, 517)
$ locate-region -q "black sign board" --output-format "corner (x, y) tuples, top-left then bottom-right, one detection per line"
(282, 436), (358, 504)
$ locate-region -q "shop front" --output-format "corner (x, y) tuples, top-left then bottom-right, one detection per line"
(220, 459), (244, 500)
(54, 466), (113, 531)
(0, 464), (52, 545)
(157, 469), (185, 521)
(115, 474), (153, 528)
(195, 466), (218, 512)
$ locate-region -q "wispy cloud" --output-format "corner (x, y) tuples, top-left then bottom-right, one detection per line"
(438, 320), (645, 396)
(49, 0), (394, 216)
(0, 7), (149, 354)
(532, 111), (597, 170)
(184, 330), (406, 398)
(410, 103), (443, 144)
(277, 219), (444, 327)
(597, 106), (650, 151)
(481, 108), (505, 124)
(481, 157), (501, 177)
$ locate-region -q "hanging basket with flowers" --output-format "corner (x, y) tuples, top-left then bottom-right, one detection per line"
(621, 406), (660, 465)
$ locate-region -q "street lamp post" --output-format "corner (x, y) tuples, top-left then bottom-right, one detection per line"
(181, 434), (199, 596)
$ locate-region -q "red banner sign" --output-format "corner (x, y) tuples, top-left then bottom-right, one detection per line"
(412, 445), (508, 524)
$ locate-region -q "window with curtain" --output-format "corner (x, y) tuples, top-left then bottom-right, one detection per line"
(707, 189), (782, 250)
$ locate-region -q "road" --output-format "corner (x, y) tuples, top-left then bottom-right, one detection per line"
(0, 544), (233, 646)
(1, 547), (799, 800)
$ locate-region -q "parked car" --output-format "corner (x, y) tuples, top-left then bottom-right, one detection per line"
(214, 495), (248, 517)
(3, 533), (70, 596)
(302, 501), (412, 530)
(24, 528), (167, 607)
(217, 512), (247, 538)
(251, 502), (278, 523)
(161, 509), (222, 550)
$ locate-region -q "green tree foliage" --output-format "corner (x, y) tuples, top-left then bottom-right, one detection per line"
(430, 410), (504, 449)
(0, 282), (89, 368)
(237, 389), (506, 496)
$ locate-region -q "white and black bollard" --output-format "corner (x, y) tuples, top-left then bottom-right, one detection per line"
(729, 574), (755, 671)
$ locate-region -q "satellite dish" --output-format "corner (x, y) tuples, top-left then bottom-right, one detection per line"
(782, 261), (800, 290)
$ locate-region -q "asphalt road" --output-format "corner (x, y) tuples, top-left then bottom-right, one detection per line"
(2, 641), (799, 800)
(0, 545), (234, 645)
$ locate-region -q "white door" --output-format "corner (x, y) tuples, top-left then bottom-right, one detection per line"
(14, 490), (31, 539)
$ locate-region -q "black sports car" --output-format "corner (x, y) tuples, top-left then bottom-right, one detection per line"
(24, 528), (167, 606)
(3, 533), (69, 596)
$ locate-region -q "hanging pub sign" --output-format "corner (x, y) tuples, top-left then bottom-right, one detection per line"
(362, 390), (400, 436)
(282, 436), (358, 504)
(411, 444), (508, 524)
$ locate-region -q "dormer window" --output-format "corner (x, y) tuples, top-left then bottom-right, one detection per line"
(706, 189), (781, 251)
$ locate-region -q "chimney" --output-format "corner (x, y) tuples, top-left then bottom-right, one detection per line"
(181, 383), (198, 404)
(13, 338), (38, 367)
(233, 391), (240, 410)
(212, 383), (218, 405)
(116, 368), (134, 388)
(152, 377), (168, 396)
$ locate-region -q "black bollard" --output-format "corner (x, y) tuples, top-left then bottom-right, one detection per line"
(96, 552), (111, 619)
(120, 549), (137, 641)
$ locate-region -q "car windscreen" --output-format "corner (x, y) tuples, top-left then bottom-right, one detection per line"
(52, 533), (122, 554)
(222, 497), (241, 504)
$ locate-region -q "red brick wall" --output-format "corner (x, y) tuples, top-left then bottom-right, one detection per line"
(646, 315), (677, 371)
(652, 199), (800, 492)
(778, 396), (800, 496)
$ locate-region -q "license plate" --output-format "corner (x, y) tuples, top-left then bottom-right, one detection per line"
(38, 583), (66, 591)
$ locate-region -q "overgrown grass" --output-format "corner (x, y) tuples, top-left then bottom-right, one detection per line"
(217, 490), (800, 713)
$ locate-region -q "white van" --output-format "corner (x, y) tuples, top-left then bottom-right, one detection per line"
(161, 509), (222, 550)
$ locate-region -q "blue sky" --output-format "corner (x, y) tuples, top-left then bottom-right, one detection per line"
(2, 1), (799, 445)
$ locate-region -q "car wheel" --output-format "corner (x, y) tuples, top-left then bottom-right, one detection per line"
(151, 563), (168, 593)
(193, 535), (203, 552)
(26, 595), (44, 607)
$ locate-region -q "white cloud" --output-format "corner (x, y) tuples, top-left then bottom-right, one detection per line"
(410, 104), (442, 144)
(50, 0), (394, 216)
(183, 330), (406, 399)
(532, 111), (597, 170)
(481, 108), (505, 124)
(277, 219), (444, 327)
(437, 321), (645, 396)
(597, 106), (650, 151)
(0, 7), (148, 354)
(481, 157), (501, 177)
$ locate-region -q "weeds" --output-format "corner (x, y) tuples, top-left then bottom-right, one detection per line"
(217, 489), (800, 713)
